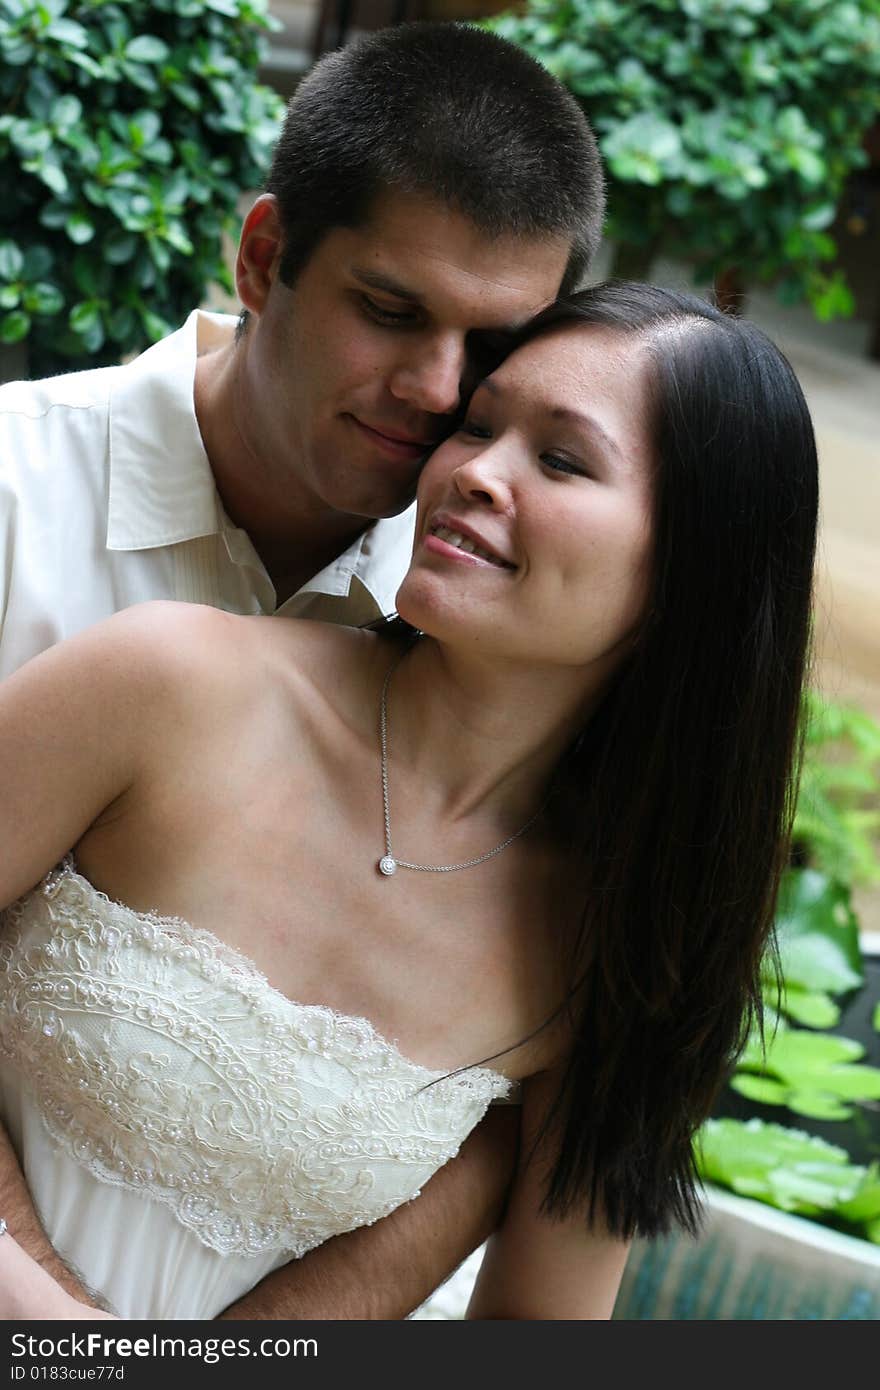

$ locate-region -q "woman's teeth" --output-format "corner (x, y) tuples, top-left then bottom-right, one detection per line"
(431, 526), (510, 567)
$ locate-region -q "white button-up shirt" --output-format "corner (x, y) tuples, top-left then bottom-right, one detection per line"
(0, 310), (417, 677)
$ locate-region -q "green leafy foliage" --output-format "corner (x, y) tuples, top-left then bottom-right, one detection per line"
(0, 0), (284, 375)
(485, 0), (880, 318)
(696, 1119), (880, 1241)
(794, 691), (880, 886)
(733, 1013), (880, 1122)
(696, 698), (880, 1241)
(760, 866), (865, 1028)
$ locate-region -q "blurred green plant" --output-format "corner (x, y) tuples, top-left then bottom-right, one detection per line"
(794, 691), (880, 886)
(0, 0), (283, 376)
(694, 695), (880, 1240)
(486, 0), (880, 319)
(697, 1119), (880, 1241)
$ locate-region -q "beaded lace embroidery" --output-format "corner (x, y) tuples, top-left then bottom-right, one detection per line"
(0, 862), (509, 1257)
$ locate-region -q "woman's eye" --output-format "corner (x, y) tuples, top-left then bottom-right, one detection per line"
(360, 295), (415, 326)
(542, 454), (587, 477)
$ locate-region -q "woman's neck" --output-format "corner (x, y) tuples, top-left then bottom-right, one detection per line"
(376, 633), (602, 836)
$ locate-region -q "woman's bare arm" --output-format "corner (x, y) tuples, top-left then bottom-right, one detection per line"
(466, 1067), (630, 1320)
(0, 603), (249, 1315)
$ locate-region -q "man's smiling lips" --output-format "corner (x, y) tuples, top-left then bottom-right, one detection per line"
(348, 414), (434, 462)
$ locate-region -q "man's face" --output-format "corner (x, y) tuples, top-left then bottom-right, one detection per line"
(235, 190), (570, 522)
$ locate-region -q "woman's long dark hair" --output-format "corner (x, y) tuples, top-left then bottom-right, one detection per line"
(518, 284), (818, 1238)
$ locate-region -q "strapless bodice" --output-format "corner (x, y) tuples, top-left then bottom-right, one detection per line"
(0, 861), (509, 1317)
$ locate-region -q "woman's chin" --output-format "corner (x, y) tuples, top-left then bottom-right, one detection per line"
(393, 575), (443, 634)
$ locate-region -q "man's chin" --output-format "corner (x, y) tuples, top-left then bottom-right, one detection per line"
(321, 486), (419, 525)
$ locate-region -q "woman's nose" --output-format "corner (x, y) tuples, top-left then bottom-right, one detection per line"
(388, 335), (465, 416)
(452, 445), (512, 509)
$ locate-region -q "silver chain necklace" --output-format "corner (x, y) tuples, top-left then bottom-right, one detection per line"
(376, 648), (546, 878)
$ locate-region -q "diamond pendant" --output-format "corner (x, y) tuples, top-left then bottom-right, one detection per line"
(378, 855), (398, 876)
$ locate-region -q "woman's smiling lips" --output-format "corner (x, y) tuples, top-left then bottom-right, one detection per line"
(423, 513), (516, 570)
(348, 415), (433, 462)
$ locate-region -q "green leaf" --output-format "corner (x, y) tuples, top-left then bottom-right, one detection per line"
(772, 870), (864, 994)
(46, 18), (89, 49)
(147, 237), (171, 273)
(163, 222), (194, 256)
(71, 254), (105, 299)
(0, 286), (21, 309)
(697, 1117), (851, 1178)
(729, 1074), (790, 1105)
(107, 305), (136, 343)
(0, 241), (24, 281)
(140, 306), (174, 342)
(125, 36), (171, 64)
(120, 61), (159, 94)
(763, 1028), (864, 1080)
(11, 123), (53, 160)
(837, 1167), (880, 1223)
(65, 214), (95, 246)
(2, 41), (35, 66)
(143, 139), (173, 167)
(172, 83), (202, 113)
(51, 96), (83, 131)
(64, 49), (102, 79)
(777, 984), (840, 1029)
(821, 1065), (880, 1101)
(786, 1091), (854, 1122)
(23, 282), (64, 317)
(769, 1158), (860, 1210)
(789, 148), (826, 184)
(130, 109), (162, 146)
(0, 311), (30, 344)
(33, 153), (69, 198)
(873, 1002), (880, 1033)
(69, 301), (101, 336)
(695, 1117), (867, 1216)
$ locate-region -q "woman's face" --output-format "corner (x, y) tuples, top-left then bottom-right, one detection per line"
(396, 324), (655, 678)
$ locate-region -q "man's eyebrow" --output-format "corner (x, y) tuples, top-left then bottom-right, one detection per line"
(351, 267), (424, 304)
(479, 378), (623, 460)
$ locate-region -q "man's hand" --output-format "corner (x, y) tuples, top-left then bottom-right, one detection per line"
(218, 1105), (520, 1320)
(0, 1226), (113, 1321)
(0, 1122), (98, 1306)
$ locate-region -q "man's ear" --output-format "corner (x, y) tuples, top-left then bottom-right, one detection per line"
(236, 193), (284, 316)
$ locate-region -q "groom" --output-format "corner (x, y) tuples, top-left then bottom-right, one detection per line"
(0, 23), (604, 1317)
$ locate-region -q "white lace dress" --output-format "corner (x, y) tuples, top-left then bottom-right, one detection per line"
(0, 862), (510, 1320)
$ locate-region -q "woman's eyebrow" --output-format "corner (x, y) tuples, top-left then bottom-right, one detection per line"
(481, 378), (623, 460)
(351, 267), (423, 303)
(549, 406), (623, 461)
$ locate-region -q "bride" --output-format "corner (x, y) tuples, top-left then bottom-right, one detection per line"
(0, 283), (818, 1320)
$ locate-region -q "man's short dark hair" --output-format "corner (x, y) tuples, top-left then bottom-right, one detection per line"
(264, 22), (604, 294)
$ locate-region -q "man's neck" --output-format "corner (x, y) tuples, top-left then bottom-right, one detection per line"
(193, 335), (371, 598)
(248, 523), (371, 606)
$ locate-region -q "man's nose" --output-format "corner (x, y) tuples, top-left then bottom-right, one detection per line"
(388, 335), (465, 416)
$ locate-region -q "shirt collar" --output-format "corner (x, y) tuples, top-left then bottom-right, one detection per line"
(290, 503), (417, 613)
(107, 309), (234, 552)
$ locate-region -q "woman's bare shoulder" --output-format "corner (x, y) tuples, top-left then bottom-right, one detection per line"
(248, 616), (388, 703)
(83, 601), (372, 683)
